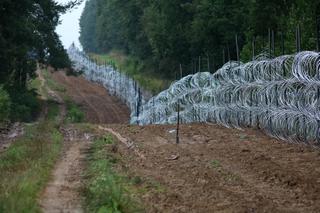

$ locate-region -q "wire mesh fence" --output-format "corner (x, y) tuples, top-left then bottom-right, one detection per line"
(67, 45), (147, 120)
(68, 45), (320, 146)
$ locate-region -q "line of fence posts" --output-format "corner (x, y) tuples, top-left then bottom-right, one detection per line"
(85, 20), (320, 142)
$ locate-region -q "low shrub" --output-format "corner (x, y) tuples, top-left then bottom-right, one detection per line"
(66, 100), (84, 123)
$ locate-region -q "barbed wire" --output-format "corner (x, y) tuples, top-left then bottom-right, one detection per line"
(67, 45), (147, 119)
(135, 51), (320, 146)
(68, 45), (320, 146)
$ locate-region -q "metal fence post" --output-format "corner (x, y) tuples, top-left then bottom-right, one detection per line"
(176, 101), (180, 144)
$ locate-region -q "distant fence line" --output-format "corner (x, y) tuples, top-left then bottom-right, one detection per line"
(67, 45), (148, 120)
(68, 45), (320, 146)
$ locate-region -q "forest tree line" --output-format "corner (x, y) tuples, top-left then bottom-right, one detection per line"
(0, 0), (80, 123)
(80, 0), (320, 78)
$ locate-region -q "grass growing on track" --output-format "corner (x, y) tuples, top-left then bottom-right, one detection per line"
(84, 135), (142, 213)
(0, 102), (63, 213)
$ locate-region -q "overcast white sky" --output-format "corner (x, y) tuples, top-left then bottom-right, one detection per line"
(55, 0), (86, 49)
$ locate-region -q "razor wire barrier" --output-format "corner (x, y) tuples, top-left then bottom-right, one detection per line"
(68, 44), (320, 146)
(67, 44), (150, 120)
(134, 51), (320, 146)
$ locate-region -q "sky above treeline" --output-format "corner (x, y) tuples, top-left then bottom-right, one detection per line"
(55, 0), (86, 49)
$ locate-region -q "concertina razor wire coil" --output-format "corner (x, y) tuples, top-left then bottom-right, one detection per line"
(68, 45), (320, 146)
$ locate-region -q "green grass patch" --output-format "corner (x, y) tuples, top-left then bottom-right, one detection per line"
(84, 135), (142, 213)
(0, 102), (63, 213)
(65, 99), (85, 123)
(28, 78), (42, 92)
(43, 69), (66, 93)
(210, 160), (221, 169)
(89, 51), (171, 95)
(47, 100), (60, 122)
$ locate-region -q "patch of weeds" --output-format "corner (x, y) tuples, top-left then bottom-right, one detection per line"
(28, 78), (41, 92)
(137, 179), (166, 194)
(84, 135), (142, 213)
(47, 100), (60, 122)
(224, 173), (240, 182)
(43, 69), (66, 93)
(76, 123), (96, 132)
(148, 180), (166, 193)
(239, 134), (248, 140)
(0, 102), (63, 212)
(209, 160), (240, 183)
(103, 134), (115, 144)
(210, 160), (221, 169)
(131, 176), (143, 185)
(65, 100), (84, 123)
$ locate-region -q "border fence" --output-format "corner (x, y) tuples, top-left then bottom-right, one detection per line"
(67, 45), (147, 122)
(68, 45), (320, 146)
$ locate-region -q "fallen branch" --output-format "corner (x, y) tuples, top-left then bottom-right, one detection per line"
(98, 126), (146, 160)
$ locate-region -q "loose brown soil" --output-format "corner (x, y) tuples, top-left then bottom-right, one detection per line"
(51, 71), (130, 124)
(42, 70), (320, 212)
(99, 124), (320, 213)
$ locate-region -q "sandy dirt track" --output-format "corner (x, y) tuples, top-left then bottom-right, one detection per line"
(40, 138), (88, 213)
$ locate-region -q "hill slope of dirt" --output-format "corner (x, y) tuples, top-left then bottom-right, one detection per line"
(51, 71), (130, 124)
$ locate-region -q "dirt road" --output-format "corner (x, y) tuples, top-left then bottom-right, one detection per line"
(40, 70), (130, 213)
(51, 71), (129, 124)
(40, 138), (89, 213)
(103, 124), (320, 212)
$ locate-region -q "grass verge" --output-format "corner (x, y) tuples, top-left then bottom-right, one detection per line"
(84, 135), (142, 213)
(43, 69), (66, 93)
(0, 101), (63, 213)
(41, 70), (85, 124)
(89, 51), (171, 95)
(65, 99), (85, 123)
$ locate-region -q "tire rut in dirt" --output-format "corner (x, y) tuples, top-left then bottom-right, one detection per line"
(40, 140), (90, 213)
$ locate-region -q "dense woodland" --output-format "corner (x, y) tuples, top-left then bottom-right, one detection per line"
(0, 0), (81, 123)
(80, 0), (320, 78)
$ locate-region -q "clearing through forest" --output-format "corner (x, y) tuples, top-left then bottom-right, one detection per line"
(39, 70), (320, 212)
